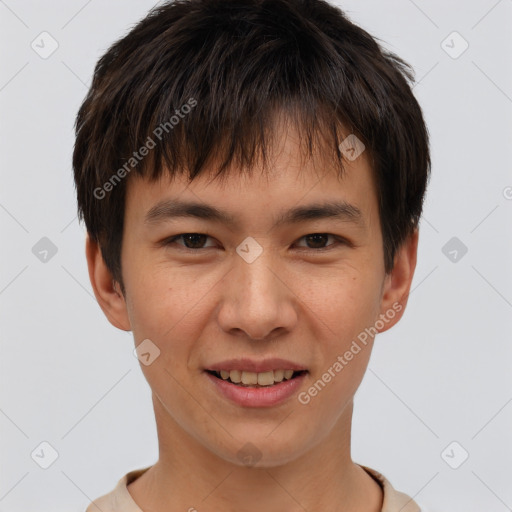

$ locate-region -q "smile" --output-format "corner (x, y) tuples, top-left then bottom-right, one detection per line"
(207, 369), (307, 387)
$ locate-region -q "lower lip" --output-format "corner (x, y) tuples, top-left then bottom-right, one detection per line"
(205, 371), (308, 408)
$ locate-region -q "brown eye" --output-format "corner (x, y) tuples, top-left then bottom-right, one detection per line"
(295, 233), (344, 250)
(164, 233), (216, 250)
(161, 232), (348, 252)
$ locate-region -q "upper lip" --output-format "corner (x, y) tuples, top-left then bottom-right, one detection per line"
(206, 358), (308, 373)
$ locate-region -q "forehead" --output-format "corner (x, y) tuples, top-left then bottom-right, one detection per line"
(124, 124), (378, 232)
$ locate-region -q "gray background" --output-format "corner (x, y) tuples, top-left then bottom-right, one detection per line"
(1, 1), (511, 511)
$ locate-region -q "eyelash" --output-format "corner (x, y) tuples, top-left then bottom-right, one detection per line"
(161, 233), (350, 252)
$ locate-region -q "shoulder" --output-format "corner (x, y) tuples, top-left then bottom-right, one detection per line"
(85, 467), (152, 512)
(362, 466), (422, 512)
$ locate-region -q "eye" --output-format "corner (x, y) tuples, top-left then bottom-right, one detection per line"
(294, 233), (346, 250)
(162, 232), (348, 251)
(163, 233), (217, 250)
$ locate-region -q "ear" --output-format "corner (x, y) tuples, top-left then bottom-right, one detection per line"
(85, 233), (131, 331)
(376, 228), (419, 333)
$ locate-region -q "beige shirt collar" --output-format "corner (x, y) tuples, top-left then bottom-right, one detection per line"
(86, 465), (421, 512)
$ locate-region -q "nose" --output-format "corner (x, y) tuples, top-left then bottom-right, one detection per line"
(216, 247), (298, 341)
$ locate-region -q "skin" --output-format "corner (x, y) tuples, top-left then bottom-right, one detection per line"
(86, 119), (418, 512)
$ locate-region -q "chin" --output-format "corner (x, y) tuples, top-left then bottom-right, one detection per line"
(209, 428), (315, 469)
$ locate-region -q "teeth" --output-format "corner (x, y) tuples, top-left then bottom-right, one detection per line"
(273, 369), (284, 382)
(215, 369), (301, 386)
(257, 371), (274, 386)
(241, 371), (258, 385)
(229, 369), (242, 383)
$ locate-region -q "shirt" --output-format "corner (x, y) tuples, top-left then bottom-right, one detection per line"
(85, 465), (422, 512)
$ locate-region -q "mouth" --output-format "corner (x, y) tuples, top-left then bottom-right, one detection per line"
(205, 369), (308, 388)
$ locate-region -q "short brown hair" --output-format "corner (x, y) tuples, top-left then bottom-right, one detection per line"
(73, 0), (431, 294)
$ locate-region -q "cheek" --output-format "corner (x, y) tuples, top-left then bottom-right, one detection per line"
(298, 265), (382, 341)
(124, 261), (220, 343)
(296, 272), (380, 422)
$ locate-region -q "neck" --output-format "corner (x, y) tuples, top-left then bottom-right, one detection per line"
(127, 395), (383, 512)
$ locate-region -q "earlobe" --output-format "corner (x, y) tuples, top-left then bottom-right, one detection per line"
(376, 228), (419, 334)
(85, 233), (132, 332)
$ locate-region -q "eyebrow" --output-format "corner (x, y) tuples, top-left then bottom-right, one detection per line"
(144, 198), (365, 230)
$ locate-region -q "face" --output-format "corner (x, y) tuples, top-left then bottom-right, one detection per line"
(88, 123), (417, 468)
